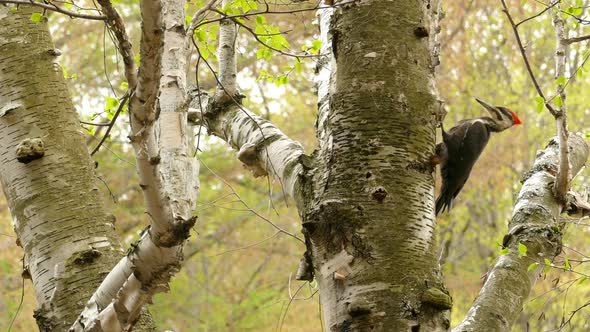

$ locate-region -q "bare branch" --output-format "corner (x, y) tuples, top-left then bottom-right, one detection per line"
(90, 90), (132, 156)
(0, 0), (106, 20)
(96, 0), (137, 88)
(501, 0), (559, 117)
(564, 34), (590, 44)
(186, 0), (218, 37)
(515, 0), (560, 27)
(194, 0), (358, 28)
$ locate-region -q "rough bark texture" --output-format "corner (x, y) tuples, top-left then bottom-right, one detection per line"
(204, 0), (448, 330)
(307, 1), (448, 331)
(0, 6), (154, 331)
(454, 135), (589, 331)
(73, 0), (198, 329)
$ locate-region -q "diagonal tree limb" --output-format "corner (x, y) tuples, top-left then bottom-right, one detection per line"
(453, 134), (589, 331)
(197, 0), (310, 208)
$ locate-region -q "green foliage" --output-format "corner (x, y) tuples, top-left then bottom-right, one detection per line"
(301, 39), (322, 55)
(534, 96), (545, 113)
(518, 242), (527, 257)
(29, 12), (43, 23)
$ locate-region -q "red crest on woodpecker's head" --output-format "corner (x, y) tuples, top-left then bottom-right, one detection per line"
(508, 109), (522, 125)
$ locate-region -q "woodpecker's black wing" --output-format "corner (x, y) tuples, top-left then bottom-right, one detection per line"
(436, 119), (491, 215)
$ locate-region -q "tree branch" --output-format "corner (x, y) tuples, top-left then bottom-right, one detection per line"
(501, 0), (559, 117)
(552, 6), (570, 203)
(90, 90), (132, 156)
(0, 0), (106, 20)
(564, 34), (590, 44)
(199, 0), (309, 207)
(96, 0), (137, 88)
(454, 134), (589, 332)
(73, 0), (199, 329)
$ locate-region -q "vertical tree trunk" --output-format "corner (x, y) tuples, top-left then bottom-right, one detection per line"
(307, 1), (449, 330)
(0, 7), (154, 331)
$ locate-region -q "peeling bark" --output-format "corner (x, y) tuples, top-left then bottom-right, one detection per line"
(454, 135), (589, 331)
(0, 7), (153, 331)
(73, 0), (198, 329)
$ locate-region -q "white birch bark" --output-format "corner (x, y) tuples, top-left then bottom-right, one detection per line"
(204, 0), (450, 330)
(73, 0), (198, 329)
(454, 135), (589, 331)
(0, 7), (153, 331)
(203, 0), (308, 207)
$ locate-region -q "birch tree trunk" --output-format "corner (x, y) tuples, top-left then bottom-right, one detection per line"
(205, 0), (449, 330)
(0, 7), (154, 331)
(308, 1), (448, 330)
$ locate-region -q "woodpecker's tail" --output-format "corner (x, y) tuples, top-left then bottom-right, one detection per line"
(435, 189), (453, 216)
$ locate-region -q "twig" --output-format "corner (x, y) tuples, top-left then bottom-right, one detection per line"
(96, 0), (137, 88)
(7, 258), (25, 332)
(564, 34), (590, 44)
(80, 120), (112, 127)
(501, 0), (559, 117)
(195, 0), (358, 29)
(187, 0), (219, 37)
(515, 0), (560, 27)
(0, 0), (106, 20)
(215, 10), (317, 59)
(199, 157), (304, 243)
(90, 90), (132, 156)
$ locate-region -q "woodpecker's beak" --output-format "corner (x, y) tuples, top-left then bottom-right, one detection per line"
(475, 98), (497, 114)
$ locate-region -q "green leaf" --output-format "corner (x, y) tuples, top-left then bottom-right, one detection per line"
(534, 96), (544, 113)
(521, 0), (527, 4)
(543, 258), (552, 275)
(256, 15), (265, 25)
(577, 68), (583, 79)
(564, 257), (571, 270)
(294, 59), (302, 73)
(556, 96), (564, 107)
(134, 53), (141, 66)
(499, 248), (510, 255)
(578, 276), (588, 285)
(247, 0), (258, 10)
(62, 67), (68, 79)
(207, 42), (216, 55)
(527, 262), (539, 272)
(105, 96), (119, 111)
(274, 75), (288, 87)
(310, 39), (322, 54)
(555, 75), (566, 86)
(200, 45), (210, 60)
(518, 242), (527, 257)
(120, 82), (129, 90)
(30, 13), (43, 22)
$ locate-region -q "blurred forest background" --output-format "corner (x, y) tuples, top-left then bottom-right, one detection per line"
(1, 0), (590, 331)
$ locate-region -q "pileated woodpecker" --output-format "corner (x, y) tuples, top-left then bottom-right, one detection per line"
(434, 98), (522, 215)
